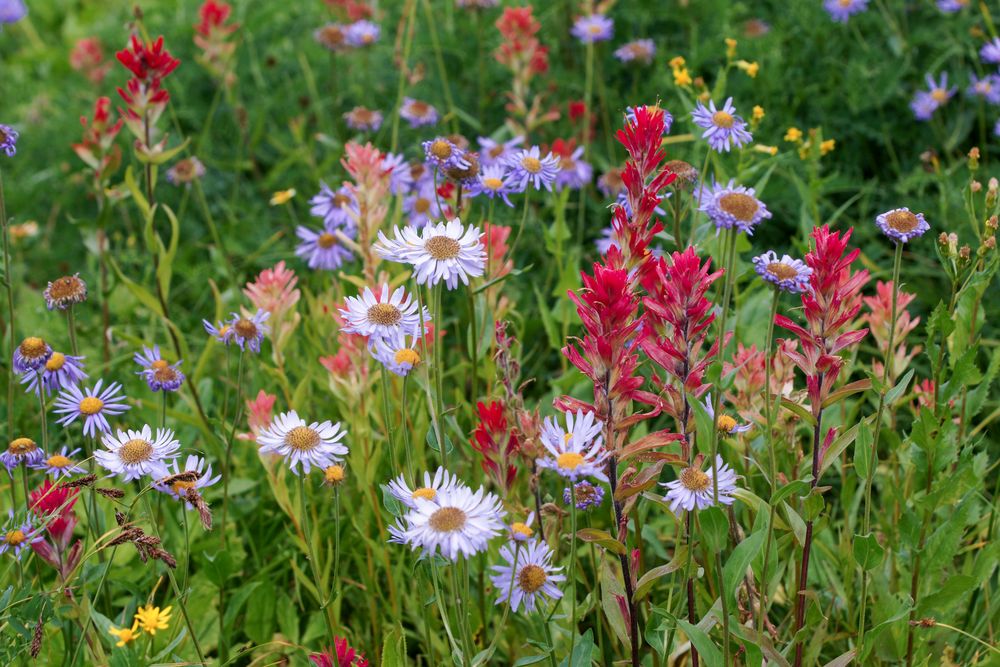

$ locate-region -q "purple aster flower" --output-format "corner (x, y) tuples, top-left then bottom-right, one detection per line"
(936, 0), (970, 11)
(911, 72), (957, 121)
(314, 23), (348, 52)
(225, 309), (270, 353)
(469, 164), (517, 207)
(614, 39), (656, 65)
(981, 38), (1000, 65)
(345, 20), (380, 47)
(505, 146), (560, 192)
(823, 0), (870, 22)
(400, 98), (439, 128)
(596, 226), (617, 255)
(563, 480), (605, 511)
(403, 182), (443, 228)
(615, 190), (668, 218)
(752, 251), (813, 293)
(910, 92), (939, 121)
(554, 145), (593, 191)
(343, 106), (383, 132)
(697, 180), (771, 235)
(43, 274), (88, 311)
(30, 446), (86, 479)
(383, 152), (414, 195)
(478, 135), (524, 167)
(154, 454), (221, 508)
(19, 351), (87, 396)
(0, 124), (15, 156)
(627, 105), (672, 135)
(309, 182), (358, 230)
(968, 73), (1000, 104)
(0, 1), (27, 27)
(423, 137), (470, 171)
(0, 510), (42, 559)
(691, 98), (753, 152)
(995, 118), (1000, 137)
(134, 345), (186, 393)
(13, 337), (52, 374)
(53, 379), (130, 438)
(1, 437), (44, 472)
(571, 14), (613, 43)
(203, 319), (233, 345)
(296, 221), (355, 270)
(875, 208), (930, 244)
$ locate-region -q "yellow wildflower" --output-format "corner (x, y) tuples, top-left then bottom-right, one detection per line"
(737, 60), (759, 78)
(820, 139), (836, 155)
(752, 106), (765, 122)
(109, 621), (141, 647)
(668, 56), (686, 69)
(269, 189), (296, 206)
(673, 67), (692, 87)
(134, 605), (172, 636)
(754, 145), (778, 156)
(725, 38), (737, 58)
(784, 127), (803, 143)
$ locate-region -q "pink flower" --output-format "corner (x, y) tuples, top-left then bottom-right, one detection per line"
(244, 261), (300, 319)
(862, 280), (921, 383)
(239, 390), (276, 442)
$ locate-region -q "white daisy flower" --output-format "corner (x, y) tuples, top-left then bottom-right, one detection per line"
(491, 539), (565, 613)
(370, 331), (422, 377)
(661, 455), (738, 514)
(95, 425), (180, 482)
(257, 410), (348, 475)
(536, 410), (609, 482)
(154, 454), (221, 508)
(387, 467), (460, 509)
(703, 396), (752, 435)
(391, 482), (505, 561)
(508, 511), (537, 542)
(339, 284), (428, 346)
(374, 218), (486, 289)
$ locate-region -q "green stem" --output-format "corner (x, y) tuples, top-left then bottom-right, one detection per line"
(432, 284), (447, 468)
(508, 188), (532, 261)
(389, 0), (418, 153)
(757, 288), (781, 635)
(333, 487), (341, 598)
(401, 375), (414, 481)
(568, 483), (579, 660)
(380, 366), (399, 473)
(1, 171), (15, 472)
(297, 472), (337, 643)
(421, 0), (458, 134)
(65, 308), (79, 357)
(858, 240), (902, 649)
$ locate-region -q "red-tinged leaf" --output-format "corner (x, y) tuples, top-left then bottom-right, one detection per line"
(821, 379), (872, 408)
(775, 314), (810, 339)
(830, 328), (868, 354)
(618, 430), (683, 461)
(577, 528), (628, 555)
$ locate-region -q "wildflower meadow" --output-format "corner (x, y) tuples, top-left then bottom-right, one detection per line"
(3, 0), (1000, 665)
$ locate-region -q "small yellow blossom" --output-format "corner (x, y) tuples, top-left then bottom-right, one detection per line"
(784, 127), (803, 143)
(752, 105), (765, 122)
(324, 464), (346, 486)
(269, 189), (296, 206)
(737, 60), (759, 78)
(754, 144), (778, 156)
(820, 139), (836, 156)
(673, 68), (692, 87)
(134, 605), (172, 636)
(725, 38), (737, 58)
(669, 56), (686, 69)
(109, 621), (141, 647)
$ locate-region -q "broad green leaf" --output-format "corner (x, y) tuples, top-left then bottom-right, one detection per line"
(723, 530), (765, 603)
(576, 528), (627, 555)
(634, 546), (688, 601)
(677, 620), (723, 667)
(852, 533), (884, 571)
(699, 506), (728, 553)
(382, 625), (407, 667)
(853, 421), (873, 482)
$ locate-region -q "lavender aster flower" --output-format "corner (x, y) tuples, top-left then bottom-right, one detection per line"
(19, 351), (87, 396)
(478, 135), (524, 167)
(96, 425), (180, 482)
(691, 98), (753, 152)
(403, 182), (443, 228)
(563, 480), (605, 510)
(154, 454), (221, 507)
(314, 23), (348, 52)
(423, 137), (469, 170)
(13, 337), (52, 374)
(614, 39), (656, 65)
(309, 182), (357, 230)
(2, 437), (43, 472)
(53, 379), (130, 438)
(554, 145), (593, 191)
(968, 74), (1000, 105)
(661, 455), (738, 514)
(697, 180), (772, 235)
(506, 146), (560, 192)
(370, 332), (422, 377)
(345, 20), (380, 47)
(911, 72), (956, 120)
(343, 106), (383, 132)
(823, 0), (869, 22)
(491, 539), (565, 612)
(704, 396), (752, 435)
(875, 208), (930, 243)
(0, 510), (42, 559)
(400, 98), (439, 128)
(226, 310), (270, 353)
(43, 274), (88, 310)
(995, 119), (1000, 137)
(936, 0), (970, 11)
(981, 38), (1000, 65)
(469, 164), (518, 206)
(383, 152), (414, 194)
(910, 92), (939, 121)
(134, 345), (185, 392)
(296, 221), (354, 270)
(203, 319), (233, 345)
(0, 124), (18, 157)
(571, 14), (613, 43)
(752, 251), (813, 293)
(257, 411), (349, 475)
(0, 0), (27, 26)
(30, 447), (86, 478)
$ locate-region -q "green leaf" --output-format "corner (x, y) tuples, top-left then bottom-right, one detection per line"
(576, 528), (627, 555)
(822, 649), (857, 667)
(916, 575), (975, 616)
(381, 625), (407, 667)
(677, 620), (723, 667)
(852, 533), (884, 571)
(802, 489), (825, 522)
(780, 398), (816, 426)
(512, 656), (549, 666)
(771, 478), (812, 506)
(723, 530), (765, 603)
(885, 368), (915, 405)
(699, 506), (728, 553)
(634, 546), (688, 601)
(853, 421), (873, 482)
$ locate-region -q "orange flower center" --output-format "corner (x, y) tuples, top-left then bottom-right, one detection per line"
(766, 262), (798, 281)
(412, 487), (436, 501)
(8, 438), (36, 455)
(47, 454), (72, 468)
(367, 303), (402, 326)
(557, 452), (585, 470)
(119, 438), (153, 464)
(318, 233), (338, 249)
(679, 466), (711, 492)
(518, 564), (548, 593)
(718, 192), (759, 221)
(234, 319), (258, 339)
(711, 110), (735, 128)
(19, 337), (47, 359)
(394, 348), (420, 366)
(885, 210), (919, 233)
(425, 236), (461, 260)
(45, 353), (67, 372)
(284, 426), (321, 451)
(522, 156), (542, 173)
(79, 397), (104, 415)
(428, 506), (467, 532)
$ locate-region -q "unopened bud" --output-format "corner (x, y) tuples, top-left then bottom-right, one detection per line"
(971, 180), (982, 193)
(959, 245), (971, 261)
(969, 147), (980, 169)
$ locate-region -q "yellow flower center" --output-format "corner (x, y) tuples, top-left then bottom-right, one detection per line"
(318, 232), (338, 249)
(234, 318), (258, 339)
(557, 452), (585, 470)
(711, 110), (735, 128)
(47, 276), (86, 302)
(171, 480), (196, 495)
(332, 194), (350, 208)
(4, 530), (26, 546)
(425, 235), (462, 260)
(325, 465), (346, 484)
(19, 337), (47, 359)
(79, 396), (104, 415)
(45, 352), (67, 372)
(430, 139), (453, 160)
(367, 303), (402, 326)
(518, 564), (548, 593)
(151, 359), (169, 370)
(482, 176), (504, 191)
(511, 522), (534, 538)
(885, 210), (918, 233)
(428, 506), (467, 532)
(766, 262), (798, 281)
(8, 438), (37, 455)
(679, 466), (711, 492)
(588, 24), (602, 34)
(930, 88), (948, 104)
(47, 454), (72, 468)
(412, 487), (437, 501)
(718, 192), (759, 222)
(284, 426), (321, 451)
(153, 367), (179, 384)
(119, 438), (153, 464)
(414, 198), (431, 214)
(522, 156), (542, 173)
(394, 348), (421, 366)
(717, 415), (738, 433)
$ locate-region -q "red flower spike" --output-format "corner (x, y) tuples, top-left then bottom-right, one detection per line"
(310, 637), (368, 667)
(471, 401), (519, 491)
(116, 35), (180, 83)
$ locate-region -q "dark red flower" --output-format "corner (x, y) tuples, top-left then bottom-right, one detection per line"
(116, 35), (180, 83)
(30, 479), (79, 547)
(568, 100), (587, 122)
(471, 401), (519, 491)
(310, 637), (368, 667)
(195, 0), (238, 38)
